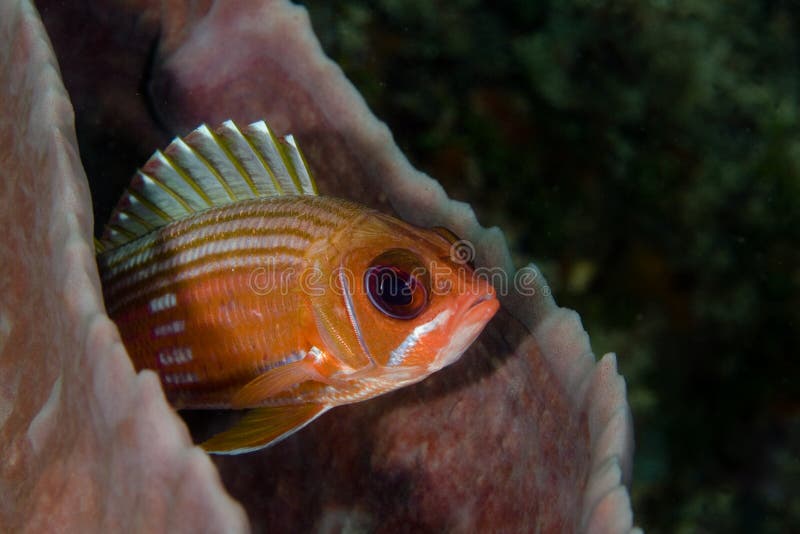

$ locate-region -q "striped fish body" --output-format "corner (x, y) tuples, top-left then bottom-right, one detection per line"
(96, 120), (499, 453)
(98, 195), (364, 408)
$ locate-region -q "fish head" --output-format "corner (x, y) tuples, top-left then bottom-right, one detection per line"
(321, 212), (500, 378)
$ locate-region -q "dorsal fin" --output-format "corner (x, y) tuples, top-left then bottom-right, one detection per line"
(96, 120), (317, 253)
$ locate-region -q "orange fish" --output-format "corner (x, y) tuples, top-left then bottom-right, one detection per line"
(96, 120), (499, 454)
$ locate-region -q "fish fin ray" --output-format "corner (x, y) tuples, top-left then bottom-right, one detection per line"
(201, 403), (329, 455)
(98, 120), (318, 251)
(231, 357), (331, 408)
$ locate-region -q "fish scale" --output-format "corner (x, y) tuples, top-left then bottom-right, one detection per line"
(100, 196), (361, 311)
(101, 196), (365, 407)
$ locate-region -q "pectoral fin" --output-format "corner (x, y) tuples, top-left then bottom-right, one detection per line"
(231, 358), (331, 408)
(201, 403), (329, 455)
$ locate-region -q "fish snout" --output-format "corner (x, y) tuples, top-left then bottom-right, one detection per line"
(464, 272), (499, 318)
(465, 287), (500, 325)
(427, 284), (499, 373)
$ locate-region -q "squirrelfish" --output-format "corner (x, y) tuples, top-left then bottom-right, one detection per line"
(96, 120), (499, 454)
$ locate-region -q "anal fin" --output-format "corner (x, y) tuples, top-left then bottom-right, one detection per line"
(201, 403), (329, 455)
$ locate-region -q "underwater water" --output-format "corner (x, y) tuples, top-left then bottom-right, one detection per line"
(301, 1), (800, 532)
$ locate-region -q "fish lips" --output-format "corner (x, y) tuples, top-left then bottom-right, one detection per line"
(429, 291), (499, 372)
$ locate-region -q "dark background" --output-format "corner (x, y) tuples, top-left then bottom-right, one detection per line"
(299, 1), (800, 532)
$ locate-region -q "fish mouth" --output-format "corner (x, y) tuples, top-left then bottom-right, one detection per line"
(465, 291), (500, 323)
(428, 292), (499, 372)
(469, 291), (496, 309)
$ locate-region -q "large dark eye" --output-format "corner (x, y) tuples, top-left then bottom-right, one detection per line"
(365, 249), (429, 320)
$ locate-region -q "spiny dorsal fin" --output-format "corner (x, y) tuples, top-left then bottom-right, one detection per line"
(96, 120), (317, 252)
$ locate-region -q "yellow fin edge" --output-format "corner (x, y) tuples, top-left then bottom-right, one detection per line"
(201, 403), (330, 455)
(97, 120), (318, 252)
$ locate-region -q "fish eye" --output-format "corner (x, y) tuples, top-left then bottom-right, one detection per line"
(365, 249), (429, 320)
